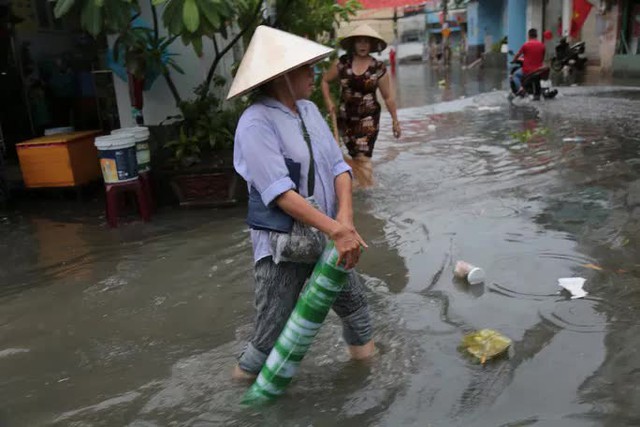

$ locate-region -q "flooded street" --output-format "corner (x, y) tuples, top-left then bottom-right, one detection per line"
(2, 66), (640, 426)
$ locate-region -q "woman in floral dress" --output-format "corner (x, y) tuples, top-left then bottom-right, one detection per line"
(322, 24), (401, 187)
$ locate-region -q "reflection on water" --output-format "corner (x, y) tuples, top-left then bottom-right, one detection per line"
(394, 65), (507, 109)
(2, 85), (640, 425)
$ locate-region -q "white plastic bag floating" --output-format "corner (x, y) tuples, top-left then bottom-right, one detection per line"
(558, 277), (588, 299)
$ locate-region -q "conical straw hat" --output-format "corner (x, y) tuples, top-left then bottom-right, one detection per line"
(227, 26), (334, 100)
(340, 24), (387, 53)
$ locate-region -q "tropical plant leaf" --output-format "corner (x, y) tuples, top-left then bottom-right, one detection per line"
(191, 36), (203, 56)
(53, 0), (76, 19)
(81, 0), (103, 36)
(215, 0), (234, 18)
(196, 0), (221, 29)
(103, 0), (134, 32)
(160, 35), (179, 50)
(168, 60), (185, 74)
(163, 0), (185, 35)
(112, 35), (124, 61)
(183, 0), (200, 33)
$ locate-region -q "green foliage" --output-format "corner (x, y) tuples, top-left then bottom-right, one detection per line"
(267, 0), (360, 130)
(272, 0), (361, 41)
(510, 127), (550, 144)
(164, 126), (202, 166)
(53, 0), (240, 57)
(53, 0), (362, 169)
(309, 60), (340, 129)
(53, 0), (137, 36)
(113, 26), (183, 79)
(155, 0), (239, 56)
(165, 80), (246, 167)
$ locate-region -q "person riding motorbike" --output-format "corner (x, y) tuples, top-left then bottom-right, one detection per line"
(512, 28), (546, 100)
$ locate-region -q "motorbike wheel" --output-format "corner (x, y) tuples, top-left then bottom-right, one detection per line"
(551, 58), (563, 72)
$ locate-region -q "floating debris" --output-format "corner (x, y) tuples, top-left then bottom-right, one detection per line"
(460, 329), (512, 364)
(453, 261), (485, 285)
(562, 137), (586, 143)
(510, 128), (550, 143)
(558, 277), (588, 299)
(0, 348), (30, 359)
(582, 263), (603, 271)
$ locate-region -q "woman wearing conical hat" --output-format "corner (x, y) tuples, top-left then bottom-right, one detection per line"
(228, 26), (375, 380)
(322, 24), (401, 188)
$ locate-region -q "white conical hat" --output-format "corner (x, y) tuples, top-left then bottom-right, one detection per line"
(340, 24), (387, 53)
(227, 26), (334, 100)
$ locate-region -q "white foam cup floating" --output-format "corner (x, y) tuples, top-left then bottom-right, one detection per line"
(454, 261), (486, 285)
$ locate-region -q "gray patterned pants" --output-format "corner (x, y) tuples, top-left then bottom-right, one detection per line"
(238, 257), (373, 374)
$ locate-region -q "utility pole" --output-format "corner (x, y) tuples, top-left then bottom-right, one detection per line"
(393, 7), (398, 44)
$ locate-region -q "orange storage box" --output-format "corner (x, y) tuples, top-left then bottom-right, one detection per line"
(16, 130), (103, 188)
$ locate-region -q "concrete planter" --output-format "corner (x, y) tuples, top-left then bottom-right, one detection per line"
(169, 169), (240, 208)
(148, 124), (245, 208)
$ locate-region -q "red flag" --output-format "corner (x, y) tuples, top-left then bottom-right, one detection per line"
(570, 0), (593, 38)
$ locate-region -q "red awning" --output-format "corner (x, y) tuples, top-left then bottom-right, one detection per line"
(340, 0), (431, 9)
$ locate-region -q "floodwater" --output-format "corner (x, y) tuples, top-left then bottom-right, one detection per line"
(2, 68), (640, 426)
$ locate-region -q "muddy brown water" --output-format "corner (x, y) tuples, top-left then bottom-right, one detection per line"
(2, 67), (640, 426)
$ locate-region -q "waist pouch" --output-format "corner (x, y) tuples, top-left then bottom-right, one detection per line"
(246, 158), (300, 233)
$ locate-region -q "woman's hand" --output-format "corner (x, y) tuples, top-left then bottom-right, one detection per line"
(392, 120), (401, 139)
(330, 219), (368, 270)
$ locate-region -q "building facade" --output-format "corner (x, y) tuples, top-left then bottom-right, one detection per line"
(467, 0), (639, 75)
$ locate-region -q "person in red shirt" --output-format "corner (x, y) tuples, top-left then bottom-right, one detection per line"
(512, 28), (546, 99)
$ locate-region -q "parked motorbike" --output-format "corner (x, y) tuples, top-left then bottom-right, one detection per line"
(509, 59), (558, 101)
(551, 38), (587, 72)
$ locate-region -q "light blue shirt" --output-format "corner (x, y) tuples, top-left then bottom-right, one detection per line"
(234, 97), (352, 262)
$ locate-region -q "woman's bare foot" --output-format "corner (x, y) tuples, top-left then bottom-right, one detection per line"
(231, 364), (258, 381)
(348, 340), (376, 360)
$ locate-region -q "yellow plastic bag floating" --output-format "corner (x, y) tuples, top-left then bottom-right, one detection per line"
(460, 329), (512, 364)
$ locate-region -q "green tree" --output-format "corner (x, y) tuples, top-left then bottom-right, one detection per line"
(271, 0), (362, 40)
(53, 0), (263, 102)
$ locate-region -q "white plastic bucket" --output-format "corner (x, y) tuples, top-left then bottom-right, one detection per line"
(94, 134), (138, 183)
(112, 127), (151, 172)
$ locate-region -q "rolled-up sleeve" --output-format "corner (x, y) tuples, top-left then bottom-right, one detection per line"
(332, 156), (352, 178)
(235, 119), (296, 207)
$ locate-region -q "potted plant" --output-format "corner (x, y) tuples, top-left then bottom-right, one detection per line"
(52, 0), (361, 207)
(163, 81), (246, 207)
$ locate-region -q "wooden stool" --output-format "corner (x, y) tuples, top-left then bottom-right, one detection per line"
(138, 170), (156, 211)
(105, 179), (151, 228)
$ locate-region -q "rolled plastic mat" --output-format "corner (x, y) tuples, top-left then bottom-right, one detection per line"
(242, 242), (350, 405)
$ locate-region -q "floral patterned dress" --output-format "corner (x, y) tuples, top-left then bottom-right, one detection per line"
(337, 54), (387, 158)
